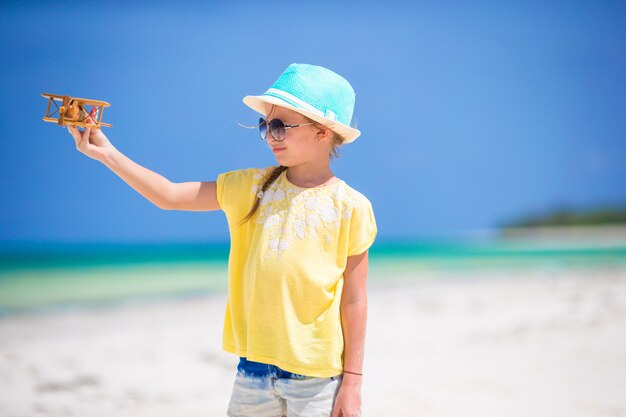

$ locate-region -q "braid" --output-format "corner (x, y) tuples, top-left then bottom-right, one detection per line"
(238, 165), (288, 226)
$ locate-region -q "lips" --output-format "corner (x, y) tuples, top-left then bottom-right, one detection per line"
(272, 147), (286, 153)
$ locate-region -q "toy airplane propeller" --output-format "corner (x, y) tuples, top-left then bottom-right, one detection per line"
(41, 93), (112, 128)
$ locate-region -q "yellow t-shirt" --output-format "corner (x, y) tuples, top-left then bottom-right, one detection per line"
(216, 166), (377, 377)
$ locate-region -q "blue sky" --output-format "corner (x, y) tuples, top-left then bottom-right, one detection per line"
(1, 1), (624, 244)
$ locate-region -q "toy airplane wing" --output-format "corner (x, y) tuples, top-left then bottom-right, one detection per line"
(41, 93), (112, 128)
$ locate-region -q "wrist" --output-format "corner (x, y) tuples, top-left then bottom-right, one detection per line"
(341, 371), (362, 387)
(343, 369), (362, 376)
(102, 145), (121, 167)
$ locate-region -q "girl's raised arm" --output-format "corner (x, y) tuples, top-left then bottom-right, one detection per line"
(68, 125), (220, 212)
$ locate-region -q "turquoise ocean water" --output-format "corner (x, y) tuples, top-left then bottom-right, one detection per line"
(1, 238), (625, 316)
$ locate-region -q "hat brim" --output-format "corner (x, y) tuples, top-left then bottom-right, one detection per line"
(242, 94), (361, 144)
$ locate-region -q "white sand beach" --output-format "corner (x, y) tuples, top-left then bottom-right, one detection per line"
(1, 264), (625, 417)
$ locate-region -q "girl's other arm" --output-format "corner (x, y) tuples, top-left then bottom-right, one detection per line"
(331, 250), (368, 417)
(68, 125), (220, 212)
(340, 250), (369, 379)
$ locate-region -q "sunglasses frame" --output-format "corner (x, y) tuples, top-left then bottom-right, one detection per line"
(259, 117), (316, 142)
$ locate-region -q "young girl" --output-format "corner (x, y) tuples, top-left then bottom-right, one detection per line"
(68, 63), (377, 417)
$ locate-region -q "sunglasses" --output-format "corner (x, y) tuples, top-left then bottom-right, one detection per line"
(258, 117), (315, 142)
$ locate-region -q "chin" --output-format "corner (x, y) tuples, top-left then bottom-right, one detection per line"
(273, 154), (292, 166)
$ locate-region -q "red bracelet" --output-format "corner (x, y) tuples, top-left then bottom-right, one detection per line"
(343, 370), (363, 376)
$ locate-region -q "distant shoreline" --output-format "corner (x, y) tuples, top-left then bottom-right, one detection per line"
(498, 224), (626, 244)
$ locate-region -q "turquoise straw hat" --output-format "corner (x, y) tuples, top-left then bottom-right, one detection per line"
(243, 63), (361, 143)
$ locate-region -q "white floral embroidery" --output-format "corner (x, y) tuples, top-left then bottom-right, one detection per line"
(320, 204), (339, 222)
(293, 220), (305, 239)
(251, 169), (362, 261)
(305, 197), (318, 210)
(273, 189), (285, 202)
(263, 189), (275, 202)
(305, 214), (319, 228)
(263, 214), (280, 229)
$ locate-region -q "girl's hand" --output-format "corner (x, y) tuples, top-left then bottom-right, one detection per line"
(67, 117), (115, 162)
(330, 381), (362, 417)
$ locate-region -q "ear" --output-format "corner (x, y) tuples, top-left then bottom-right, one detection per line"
(316, 125), (334, 142)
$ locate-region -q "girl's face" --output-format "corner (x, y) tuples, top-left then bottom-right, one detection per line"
(263, 105), (333, 167)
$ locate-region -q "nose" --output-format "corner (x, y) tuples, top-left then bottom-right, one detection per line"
(268, 131), (283, 143)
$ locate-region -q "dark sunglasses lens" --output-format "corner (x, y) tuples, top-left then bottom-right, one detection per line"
(269, 119), (286, 141)
(258, 117), (267, 140)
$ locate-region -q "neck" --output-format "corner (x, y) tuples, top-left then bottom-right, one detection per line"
(285, 161), (336, 188)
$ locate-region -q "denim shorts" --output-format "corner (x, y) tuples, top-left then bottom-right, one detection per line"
(227, 357), (343, 417)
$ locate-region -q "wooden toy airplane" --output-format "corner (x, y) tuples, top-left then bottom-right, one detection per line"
(41, 93), (112, 128)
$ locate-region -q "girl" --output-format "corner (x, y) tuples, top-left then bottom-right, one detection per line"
(68, 63), (377, 417)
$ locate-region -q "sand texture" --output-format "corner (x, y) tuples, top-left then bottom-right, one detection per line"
(1, 265), (625, 417)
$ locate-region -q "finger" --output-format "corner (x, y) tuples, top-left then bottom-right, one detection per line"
(68, 126), (80, 146)
(77, 127), (91, 149)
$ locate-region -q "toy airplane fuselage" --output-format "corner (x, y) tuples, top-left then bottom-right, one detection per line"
(41, 93), (112, 128)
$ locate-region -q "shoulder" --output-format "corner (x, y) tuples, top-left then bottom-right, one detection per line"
(339, 181), (378, 255)
(217, 166), (275, 184)
(216, 166), (276, 209)
(336, 180), (374, 210)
